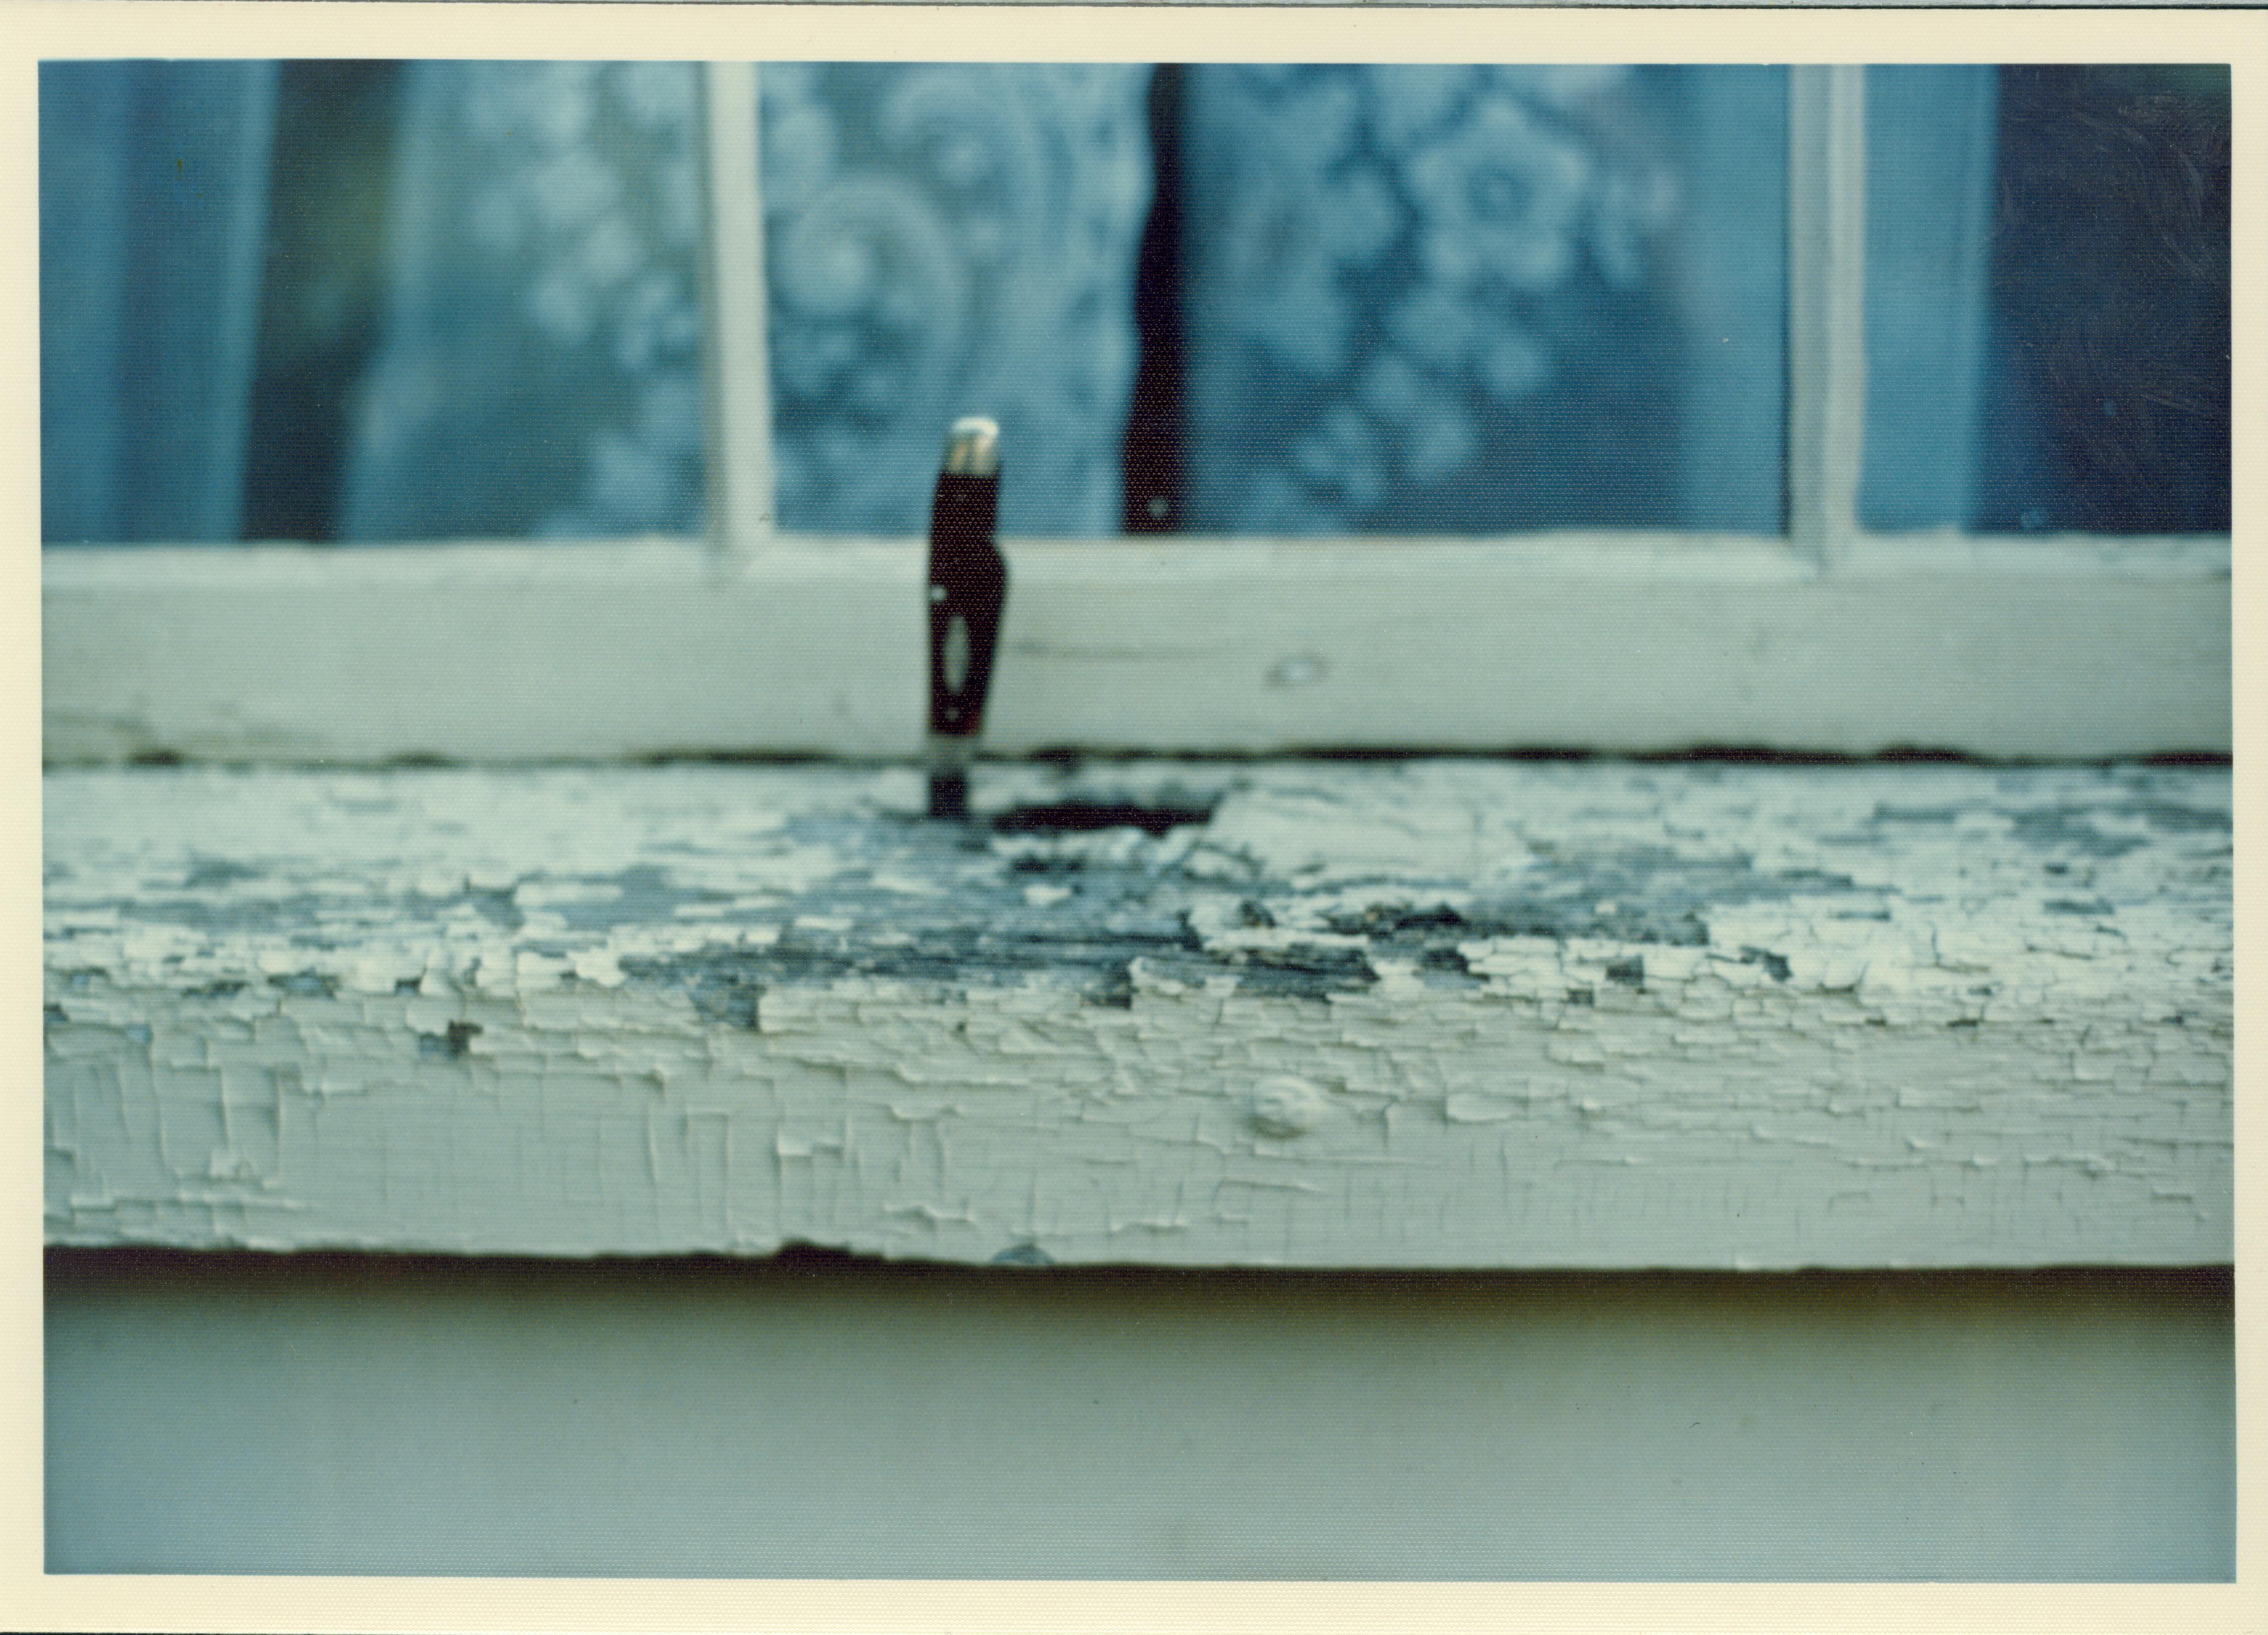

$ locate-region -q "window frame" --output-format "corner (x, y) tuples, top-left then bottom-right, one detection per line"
(37, 60), (2235, 766)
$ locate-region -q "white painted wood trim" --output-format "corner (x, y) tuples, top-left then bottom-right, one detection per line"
(43, 760), (2231, 1269)
(42, 532), (2231, 763)
(698, 60), (774, 560)
(1787, 64), (1868, 570)
(44, 1250), (2235, 1581)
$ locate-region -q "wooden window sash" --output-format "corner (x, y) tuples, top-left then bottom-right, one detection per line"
(38, 62), (2233, 765)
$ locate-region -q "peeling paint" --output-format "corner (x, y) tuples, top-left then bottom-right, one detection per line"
(42, 759), (2232, 1268)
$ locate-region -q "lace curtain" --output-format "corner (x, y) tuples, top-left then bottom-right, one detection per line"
(41, 62), (2024, 544)
(1180, 65), (1780, 532)
(338, 62), (712, 541)
(1177, 65), (2002, 533)
(340, 62), (1152, 540)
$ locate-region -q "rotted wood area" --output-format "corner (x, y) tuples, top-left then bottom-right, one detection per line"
(43, 759), (2231, 1268)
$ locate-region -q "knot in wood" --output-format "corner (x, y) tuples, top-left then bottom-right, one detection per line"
(1247, 1075), (1330, 1138)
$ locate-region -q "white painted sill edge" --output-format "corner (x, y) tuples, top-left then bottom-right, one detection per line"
(43, 531), (2232, 764)
(43, 758), (2232, 1270)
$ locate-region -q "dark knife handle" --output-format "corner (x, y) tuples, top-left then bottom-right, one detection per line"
(926, 418), (1005, 817)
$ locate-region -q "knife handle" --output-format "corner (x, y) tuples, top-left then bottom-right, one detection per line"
(926, 417), (1005, 817)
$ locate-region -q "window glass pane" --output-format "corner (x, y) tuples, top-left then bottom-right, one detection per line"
(242, 64), (405, 544)
(757, 65), (1151, 538)
(38, 62), (278, 544)
(1857, 66), (2001, 533)
(348, 61), (1155, 541)
(1862, 65), (2231, 535)
(339, 62), (711, 541)
(1171, 66), (1789, 535)
(39, 60), (1152, 544)
(343, 62), (1154, 541)
(50, 61), (2224, 548)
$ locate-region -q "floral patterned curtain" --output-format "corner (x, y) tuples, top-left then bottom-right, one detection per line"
(1176, 64), (2003, 535)
(338, 61), (1152, 541)
(759, 64), (1153, 536)
(40, 62), (2023, 546)
(1179, 65), (1729, 533)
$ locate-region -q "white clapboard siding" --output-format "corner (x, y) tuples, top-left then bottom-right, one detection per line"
(44, 758), (2231, 1269)
(41, 532), (2231, 764)
(44, 1249), (2235, 1580)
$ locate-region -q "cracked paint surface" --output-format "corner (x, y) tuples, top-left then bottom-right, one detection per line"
(44, 760), (2231, 1267)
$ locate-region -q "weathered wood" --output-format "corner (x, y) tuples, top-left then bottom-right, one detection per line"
(43, 760), (2231, 1267)
(41, 533), (2232, 763)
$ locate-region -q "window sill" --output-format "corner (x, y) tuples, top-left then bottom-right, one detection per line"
(43, 758), (2231, 1269)
(42, 533), (2232, 763)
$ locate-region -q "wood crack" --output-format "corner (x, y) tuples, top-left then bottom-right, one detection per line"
(43, 758), (2232, 1268)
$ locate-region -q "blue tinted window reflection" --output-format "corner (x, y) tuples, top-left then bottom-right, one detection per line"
(37, 62), (2231, 544)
